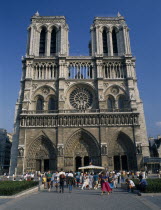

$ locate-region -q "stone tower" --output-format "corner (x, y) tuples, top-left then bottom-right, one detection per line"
(10, 13), (149, 175)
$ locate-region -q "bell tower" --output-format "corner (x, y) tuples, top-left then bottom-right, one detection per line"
(90, 13), (131, 57)
(27, 12), (69, 57)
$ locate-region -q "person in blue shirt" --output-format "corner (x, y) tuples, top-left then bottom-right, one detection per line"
(138, 175), (148, 195)
(93, 173), (99, 189)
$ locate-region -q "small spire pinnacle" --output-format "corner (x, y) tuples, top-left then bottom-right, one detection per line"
(35, 11), (39, 16)
(117, 12), (121, 17)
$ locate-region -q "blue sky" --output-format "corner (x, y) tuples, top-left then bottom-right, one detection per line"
(0, 0), (161, 137)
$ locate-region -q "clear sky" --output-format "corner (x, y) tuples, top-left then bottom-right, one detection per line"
(0, 0), (161, 137)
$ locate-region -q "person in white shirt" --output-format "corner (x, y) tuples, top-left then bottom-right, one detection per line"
(126, 178), (135, 193)
(82, 175), (89, 190)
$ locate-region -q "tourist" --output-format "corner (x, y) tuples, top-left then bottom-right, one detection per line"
(126, 178), (135, 193)
(138, 175), (148, 193)
(42, 174), (47, 189)
(53, 171), (59, 192)
(76, 173), (80, 187)
(80, 172), (84, 187)
(81, 174), (89, 190)
(59, 169), (66, 193)
(113, 172), (118, 188)
(93, 172), (99, 190)
(117, 171), (121, 184)
(46, 171), (52, 191)
(127, 171), (130, 177)
(12, 173), (16, 181)
(100, 172), (112, 195)
(31, 172), (35, 181)
(67, 171), (74, 193)
(108, 173), (114, 190)
(121, 171), (125, 183)
(89, 173), (93, 189)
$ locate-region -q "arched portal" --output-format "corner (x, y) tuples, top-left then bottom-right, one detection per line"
(26, 135), (56, 172)
(112, 132), (137, 171)
(64, 129), (101, 171)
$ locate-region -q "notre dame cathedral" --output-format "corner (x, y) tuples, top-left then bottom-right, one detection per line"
(10, 12), (150, 175)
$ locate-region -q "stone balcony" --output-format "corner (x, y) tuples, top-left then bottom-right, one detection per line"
(20, 109), (139, 128)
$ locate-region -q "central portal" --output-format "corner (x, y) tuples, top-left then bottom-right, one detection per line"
(64, 129), (101, 171)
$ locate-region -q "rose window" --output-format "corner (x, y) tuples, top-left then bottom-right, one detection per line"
(70, 87), (93, 110)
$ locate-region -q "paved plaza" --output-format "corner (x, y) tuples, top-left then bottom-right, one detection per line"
(0, 187), (161, 210)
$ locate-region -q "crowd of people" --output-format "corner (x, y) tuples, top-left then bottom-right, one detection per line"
(39, 169), (148, 194)
(1, 170), (149, 195)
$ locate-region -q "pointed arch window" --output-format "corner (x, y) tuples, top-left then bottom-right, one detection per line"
(108, 95), (115, 111)
(36, 96), (44, 112)
(102, 29), (108, 54)
(39, 28), (46, 56)
(118, 95), (126, 111)
(112, 29), (118, 55)
(50, 28), (57, 55)
(48, 97), (56, 112)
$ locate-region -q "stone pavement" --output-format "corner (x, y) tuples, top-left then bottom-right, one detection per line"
(0, 188), (161, 210)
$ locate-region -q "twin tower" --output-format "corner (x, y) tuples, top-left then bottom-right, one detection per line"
(27, 12), (131, 57)
(10, 13), (149, 175)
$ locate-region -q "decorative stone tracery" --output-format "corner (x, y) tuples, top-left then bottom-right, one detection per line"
(70, 87), (93, 110)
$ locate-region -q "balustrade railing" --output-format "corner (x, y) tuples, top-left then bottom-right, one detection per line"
(21, 108), (132, 115)
(68, 62), (94, 79)
(33, 62), (58, 80)
(103, 62), (126, 79)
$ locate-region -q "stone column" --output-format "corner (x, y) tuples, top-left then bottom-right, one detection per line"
(90, 26), (96, 56)
(64, 25), (69, 56)
(118, 28), (125, 55)
(65, 28), (68, 56)
(57, 28), (61, 55)
(41, 159), (44, 172)
(123, 26), (131, 55)
(96, 61), (103, 78)
(96, 25), (103, 55)
(116, 30), (121, 56)
(46, 30), (51, 56)
(60, 27), (64, 55)
(35, 31), (40, 56)
(107, 28), (113, 56)
(126, 28), (131, 55)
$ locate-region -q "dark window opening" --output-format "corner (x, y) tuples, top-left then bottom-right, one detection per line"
(50, 28), (57, 55)
(39, 28), (46, 56)
(108, 96), (115, 111)
(102, 29), (108, 54)
(75, 156), (82, 171)
(121, 155), (128, 170)
(114, 156), (120, 170)
(112, 29), (118, 54)
(36, 97), (44, 112)
(118, 95), (126, 111)
(48, 97), (56, 111)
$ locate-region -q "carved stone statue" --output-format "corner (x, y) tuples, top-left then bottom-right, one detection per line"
(18, 148), (24, 157)
(58, 146), (64, 156)
(137, 144), (142, 154)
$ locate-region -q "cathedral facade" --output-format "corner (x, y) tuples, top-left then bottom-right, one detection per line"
(10, 13), (150, 175)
